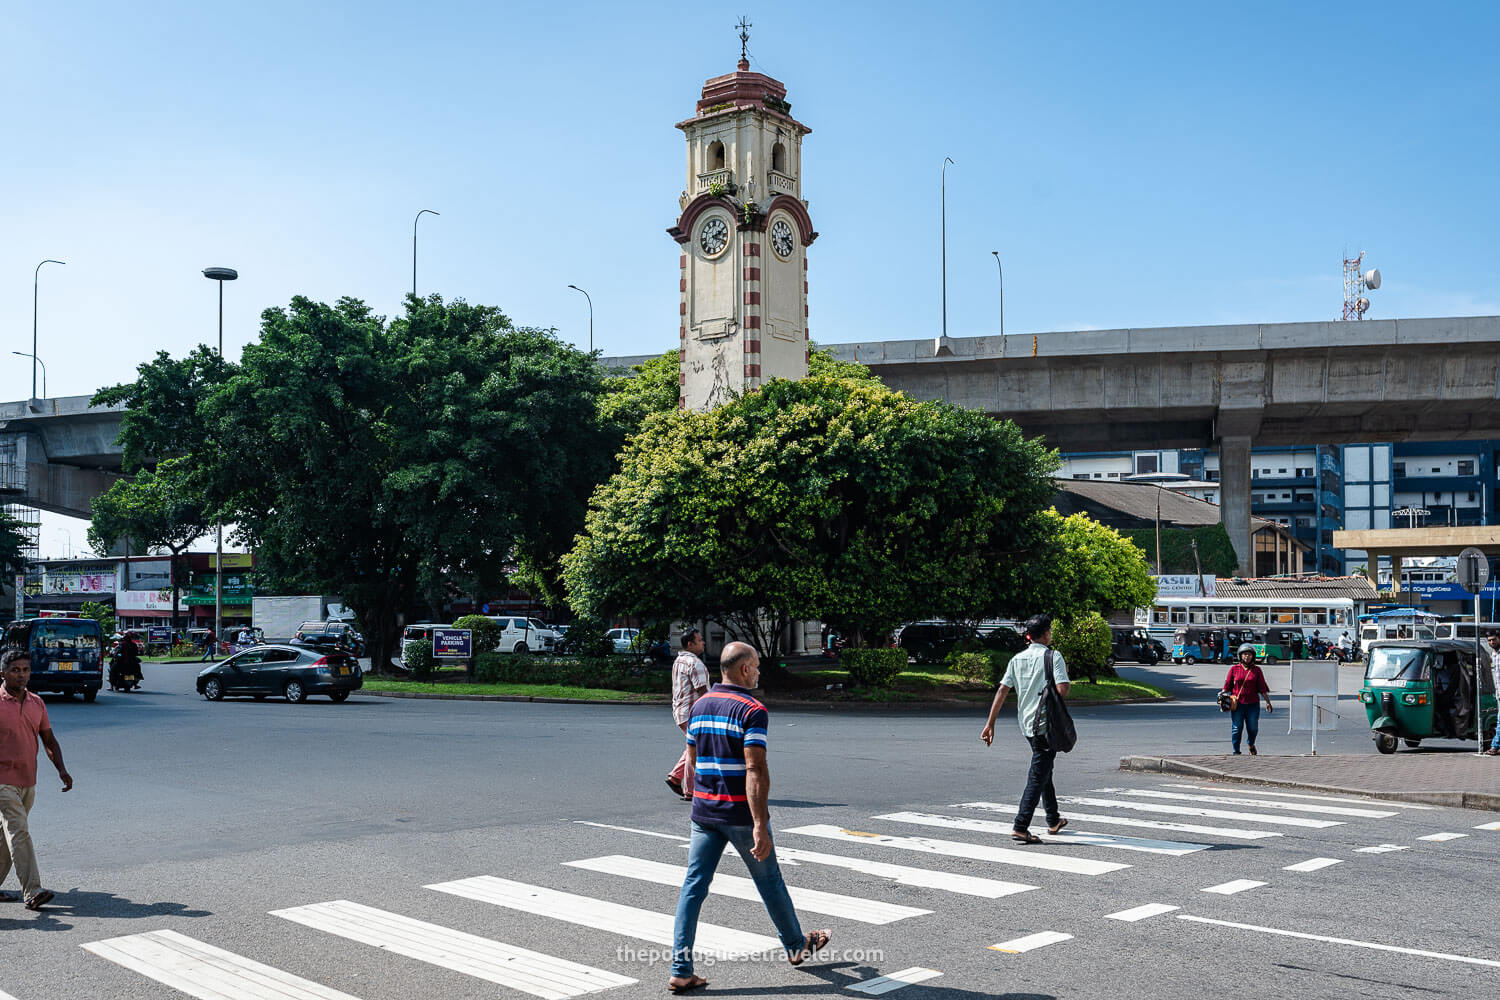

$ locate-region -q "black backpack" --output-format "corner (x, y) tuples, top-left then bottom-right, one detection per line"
(1040, 650), (1077, 753)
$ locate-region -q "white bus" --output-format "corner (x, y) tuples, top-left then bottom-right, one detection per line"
(1137, 597), (1356, 643)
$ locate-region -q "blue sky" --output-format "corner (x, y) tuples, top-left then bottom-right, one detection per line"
(6, 1), (1497, 552)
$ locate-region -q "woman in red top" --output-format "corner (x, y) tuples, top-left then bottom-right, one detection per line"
(1223, 644), (1274, 755)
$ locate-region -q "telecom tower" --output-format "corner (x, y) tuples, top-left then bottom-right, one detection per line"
(1342, 251), (1381, 320)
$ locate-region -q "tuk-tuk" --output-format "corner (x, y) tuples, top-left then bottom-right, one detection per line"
(1111, 628), (1161, 665)
(1358, 639), (1498, 754)
(1173, 627), (1220, 664)
(1251, 627), (1301, 664)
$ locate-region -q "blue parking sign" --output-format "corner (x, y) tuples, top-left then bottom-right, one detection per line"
(433, 628), (472, 658)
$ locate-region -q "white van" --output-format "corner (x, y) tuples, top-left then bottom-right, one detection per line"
(487, 616), (557, 654)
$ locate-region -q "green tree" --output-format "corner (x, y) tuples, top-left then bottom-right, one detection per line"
(78, 600), (117, 636)
(1022, 510), (1158, 624)
(87, 458), (209, 630)
(1053, 611), (1114, 681)
(563, 373), (1059, 677)
(1121, 524), (1238, 577)
(0, 509), (32, 580)
(95, 294), (617, 673)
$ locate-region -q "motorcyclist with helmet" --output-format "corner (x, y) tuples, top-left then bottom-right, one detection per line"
(1221, 643), (1273, 755)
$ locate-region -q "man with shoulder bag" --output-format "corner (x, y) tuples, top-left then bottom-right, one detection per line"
(979, 614), (1073, 845)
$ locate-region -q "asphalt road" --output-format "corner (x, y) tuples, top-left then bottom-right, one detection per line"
(3, 660), (1495, 1000)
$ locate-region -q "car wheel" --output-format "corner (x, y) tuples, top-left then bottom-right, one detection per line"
(1147, 654), (1160, 665)
(329, 691), (349, 703)
(83, 687), (98, 703)
(1374, 732), (1398, 754)
(203, 676), (225, 701)
(513, 642), (530, 655)
(1185, 655), (1197, 665)
(284, 680), (307, 703)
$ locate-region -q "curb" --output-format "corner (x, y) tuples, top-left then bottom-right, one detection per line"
(1119, 754), (1500, 812)
(361, 689), (1171, 710)
(365, 691), (665, 706)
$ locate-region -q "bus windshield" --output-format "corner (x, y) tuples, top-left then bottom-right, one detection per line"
(1366, 647), (1428, 682)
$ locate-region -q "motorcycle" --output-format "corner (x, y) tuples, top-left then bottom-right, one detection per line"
(107, 640), (144, 692)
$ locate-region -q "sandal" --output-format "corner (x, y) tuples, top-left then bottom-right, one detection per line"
(788, 928), (831, 966)
(668, 975), (709, 994)
(1011, 830), (1042, 845)
(1047, 818), (1068, 835)
(24, 889), (54, 910)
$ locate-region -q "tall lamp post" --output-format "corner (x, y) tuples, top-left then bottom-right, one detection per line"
(413, 209), (439, 299)
(11, 353), (45, 397)
(202, 266), (238, 646)
(567, 284), (594, 354)
(990, 250), (1004, 346)
(941, 158), (954, 341)
(32, 259), (65, 400)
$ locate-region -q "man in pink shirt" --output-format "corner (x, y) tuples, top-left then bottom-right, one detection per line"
(0, 648), (73, 910)
(666, 628), (710, 800)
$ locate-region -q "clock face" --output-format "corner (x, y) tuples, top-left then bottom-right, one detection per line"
(771, 219), (795, 258)
(699, 217), (730, 257)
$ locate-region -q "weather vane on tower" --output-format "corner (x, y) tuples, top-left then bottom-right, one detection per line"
(737, 15), (752, 64)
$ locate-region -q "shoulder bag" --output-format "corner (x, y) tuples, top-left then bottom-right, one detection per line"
(1040, 649), (1077, 753)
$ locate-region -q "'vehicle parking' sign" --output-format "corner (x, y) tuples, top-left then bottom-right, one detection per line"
(433, 628), (472, 658)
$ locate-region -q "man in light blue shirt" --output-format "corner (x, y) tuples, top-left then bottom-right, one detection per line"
(980, 614), (1071, 844)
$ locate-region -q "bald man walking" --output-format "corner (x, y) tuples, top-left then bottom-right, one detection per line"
(668, 641), (830, 993)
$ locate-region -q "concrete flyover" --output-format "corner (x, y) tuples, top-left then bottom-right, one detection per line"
(609, 314), (1500, 573)
(0, 395), (127, 519)
(1332, 526), (1500, 593)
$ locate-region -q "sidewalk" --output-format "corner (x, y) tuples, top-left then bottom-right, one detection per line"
(1122, 752), (1500, 811)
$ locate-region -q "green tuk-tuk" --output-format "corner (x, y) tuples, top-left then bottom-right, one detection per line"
(1358, 639), (1498, 754)
(1250, 626), (1302, 664)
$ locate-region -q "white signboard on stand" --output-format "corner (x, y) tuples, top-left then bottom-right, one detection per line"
(1289, 660), (1338, 754)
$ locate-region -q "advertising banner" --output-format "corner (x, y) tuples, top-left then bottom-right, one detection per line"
(125, 559), (174, 590)
(433, 628), (473, 658)
(1155, 574), (1217, 598)
(25, 561), (118, 596)
(186, 572), (256, 606)
(209, 553), (254, 569)
(117, 589), (178, 612)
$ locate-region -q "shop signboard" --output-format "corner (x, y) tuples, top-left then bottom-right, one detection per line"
(125, 559), (174, 590)
(186, 572), (256, 606)
(1155, 574), (1217, 598)
(117, 589), (179, 613)
(25, 561), (118, 596)
(209, 553), (254, 569)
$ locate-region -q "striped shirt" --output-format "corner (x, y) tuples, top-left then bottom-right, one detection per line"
(685, 683), (768, 825)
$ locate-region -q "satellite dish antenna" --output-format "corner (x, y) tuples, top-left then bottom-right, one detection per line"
(1364, 268), (1381, 289)
(1356, 296), (1370, 314)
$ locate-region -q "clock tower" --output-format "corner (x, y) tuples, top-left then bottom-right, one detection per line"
(669, 48), (815, 411)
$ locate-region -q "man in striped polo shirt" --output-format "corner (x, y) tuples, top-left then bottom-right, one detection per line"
(668, 642), (831, 993)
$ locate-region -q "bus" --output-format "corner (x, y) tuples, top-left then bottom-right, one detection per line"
(1137, 597), (1355, 645)
(1356, 609), (1440, 645)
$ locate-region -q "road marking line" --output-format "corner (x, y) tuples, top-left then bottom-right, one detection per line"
(83, 928), (367, 1000)
(952, 801), (1281, 841)
(1105, 903), (1180, 922)
(1059, 795), (1341, 828)
(566, 855), (930, 924)
(1176, 914), (1500, 968)
(426, 876), (782, 959)
(772, 846), (1039, 899)
(989, 931), (1073, 953)
(1161, 783), (1437, 809)
(846, 968), (943, 995)
(1417, 832), (1468, 842)
(270, 901), (635, 998)
(782, 825), (1130, 875)
(876, 811), (1209, 856)
(573, 821), (688, 841)
(1283, 857), (1343, 872)
(1476, 821), (1500, 831)
(1096, 787), (1396, 819)
(1201, 879), (1267, 895)
(1354, 844), (1411, 854)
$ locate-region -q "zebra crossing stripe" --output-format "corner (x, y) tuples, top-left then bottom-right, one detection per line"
(989, 931), (1072, 953)
(82, 928), (366, 1000)
(846, 967), (943, 994)
(1475, 821), (1500, 831)
(426, 876), (782, 959)
(775, 846), (1039, 899)
(1354, 844), (1410, 854)
(565, 855), (931, 924)
(1161, 783), (1436, 809)
(951, 801), (1281, 841)
(876, 811), (1210, 855)
(1202, 880), (1267, 895)
(0, 991), (20, 1000)
(1283, 857), (1343, 872)
(1177, 915), (1500, 969)
(1105, 903), (1179, 922)
(1417, 832), (1468, 842)
(1059, 795), (1342, 828)
(1096, 788), (1396, 819)
(270, 901), (635, 998)
(782, 825), (1130, 875)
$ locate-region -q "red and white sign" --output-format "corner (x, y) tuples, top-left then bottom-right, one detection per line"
(116, 589), (178, 612)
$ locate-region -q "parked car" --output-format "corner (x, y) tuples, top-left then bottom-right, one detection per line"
(196, 644), (362, 703)
(295, 620), (366, 656)
(605, 627), (641, 654)
(897, 622), (1017, 664)
(486, 616), (558, 654)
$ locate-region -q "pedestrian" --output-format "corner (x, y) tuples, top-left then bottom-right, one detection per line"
(199, 629), (217, 663)
(666, 627), (709, 800)
(0, 648), (73, 911)
(979, 614), (1071, 845)
(1483, 632), (1500, 756)
(1222, 643), (1274, 755)
(669, 641), (830, 994)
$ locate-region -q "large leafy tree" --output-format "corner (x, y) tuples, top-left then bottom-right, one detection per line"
(563, 373), (1060, 673)
(87, 458), (209, 628)
(95, 294), (616, 671)
(0, 510), (32, 579)
(1022, 509), (1159, 632)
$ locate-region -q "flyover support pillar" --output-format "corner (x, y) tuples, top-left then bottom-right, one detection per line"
(1219, 435), (1253, 576)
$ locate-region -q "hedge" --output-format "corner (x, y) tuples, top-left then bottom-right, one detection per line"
(841, 648), (907, 689)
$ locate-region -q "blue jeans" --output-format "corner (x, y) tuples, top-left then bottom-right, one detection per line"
(672, 820), (805, 977)
(1014, 734), (1060, 831)
(1231, 702), (1261, 752)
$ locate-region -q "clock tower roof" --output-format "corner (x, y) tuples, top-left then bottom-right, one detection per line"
(676, 64), (811, 136)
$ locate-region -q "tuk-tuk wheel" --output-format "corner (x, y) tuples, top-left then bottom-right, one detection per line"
(1185, 655), (1197, 665)
(1265, 655), (1278, 665)
(1403, 739), (1421, 748)
(1374, 732), (1398, 754)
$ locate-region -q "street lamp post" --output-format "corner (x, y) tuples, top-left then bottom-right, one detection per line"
(567, 284), (594, 354)
(32, 259), (65, 400)
(413, 209), (439, 299)
(941, 158), (954, 341)
(990, 250), (1004, 345)
(11, 353), (45, 397)
(202, 266), (238, 648)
